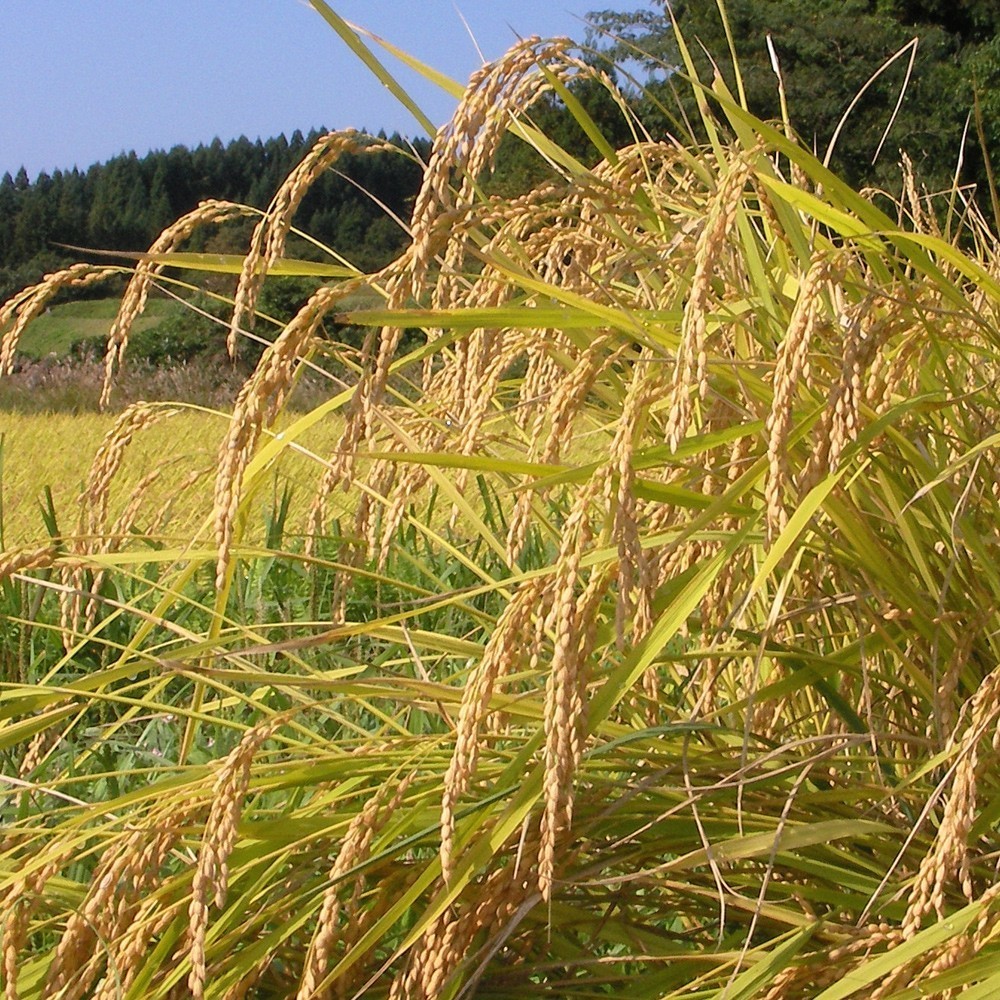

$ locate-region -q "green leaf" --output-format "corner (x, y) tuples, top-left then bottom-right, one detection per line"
(307, 0), (437, 137)
(813, 902), (983, 1000)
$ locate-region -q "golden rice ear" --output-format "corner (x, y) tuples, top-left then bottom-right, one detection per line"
(900, 663), (1000, 952)
(227, 131), (392, 359)
(391, 853), (540, 1000)
(50, 401), (180, 646)
(408, 36), (576, 296)
(538, 483), (608, 902)
(91, 897), (180, 1000)
(75, 465), (162, 636)
(764, 253), (836, 541)
(101, 199), (255, 408)
(0, 543), (59, 582)
(297, 773), (413, 1000)
(440, 576), (550, 883)
(799, 288), (887, 496)
(666, 153), (755, 454)
(605, 366), (663, 645)
(2, 855), (70, 1000)
(316, 39), (618, 509)
(38, 803), (189, 1000)
(78, 401), (179, 539)
(0, 264), (120, 377)
(212, 280), (360, 591)
(187, 716), (286, 999)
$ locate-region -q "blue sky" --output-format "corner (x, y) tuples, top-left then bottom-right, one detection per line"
(1, 0), (652, 180)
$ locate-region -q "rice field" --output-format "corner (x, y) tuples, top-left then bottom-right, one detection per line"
(4, 4), (1000, 998)
(1, 407), (348, 548)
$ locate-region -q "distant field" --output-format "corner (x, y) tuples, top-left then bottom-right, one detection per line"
(14, 296), (187, 358)
(1, 288), (384, 545)
(1, 408), (348, 547)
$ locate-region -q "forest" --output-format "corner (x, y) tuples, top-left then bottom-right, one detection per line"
(0, 130), (431, 303)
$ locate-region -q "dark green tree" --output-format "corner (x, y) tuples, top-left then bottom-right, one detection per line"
(0, 174), (19, 264)
(52, 169), (89, 246)
(587, 0), (997, 195)
(0, 131), (429, 312)
(875, 0), (1000, 40)
(146, 160), (174, 233)
(12, 184), (51, 261)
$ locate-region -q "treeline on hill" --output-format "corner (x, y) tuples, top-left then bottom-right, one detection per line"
(0, 84), (629, 390)
(0, 129), (431, 305)
(5, 0), (1000, 382)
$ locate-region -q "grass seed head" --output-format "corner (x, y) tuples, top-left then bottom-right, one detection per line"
(538, 488), (608, 901)
(0, 544), (58, 582)
(213, 282), (356, 589)
(0, 265), (120, 376)
(441, 577), (549, 881)
(187, 717), (284, 998)
(298, 775), (413, 999)
(764, 254), (835, 540)
(79, 400), (176, 538)
(228, 132), (388, 357)
(666, 155), (754, 453)
(103, 199), (253, 406)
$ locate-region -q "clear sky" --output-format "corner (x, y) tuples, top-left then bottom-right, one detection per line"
(1, 0), (651, 181)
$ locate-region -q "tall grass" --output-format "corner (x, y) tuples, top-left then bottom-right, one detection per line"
(0, 355), (250, 413)
(3, 3), (1000, 997)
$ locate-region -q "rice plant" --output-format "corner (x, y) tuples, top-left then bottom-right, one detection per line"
(3, 2), (1000, 997)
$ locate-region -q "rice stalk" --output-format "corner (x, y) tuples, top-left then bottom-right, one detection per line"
(103, 199), (254, 406)
(5, 6), (1000, 998)
(0, 265), (123, 376)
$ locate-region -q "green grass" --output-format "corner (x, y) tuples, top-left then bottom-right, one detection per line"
(14, 296), (185, 357)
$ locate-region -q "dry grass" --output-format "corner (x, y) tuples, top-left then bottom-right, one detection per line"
(0, 352), (252, 413)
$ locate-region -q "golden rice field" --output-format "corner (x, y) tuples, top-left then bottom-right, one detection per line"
(1, 408), (347, 547)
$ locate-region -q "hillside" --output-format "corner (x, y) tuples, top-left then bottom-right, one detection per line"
(0, 129), (429, 302)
